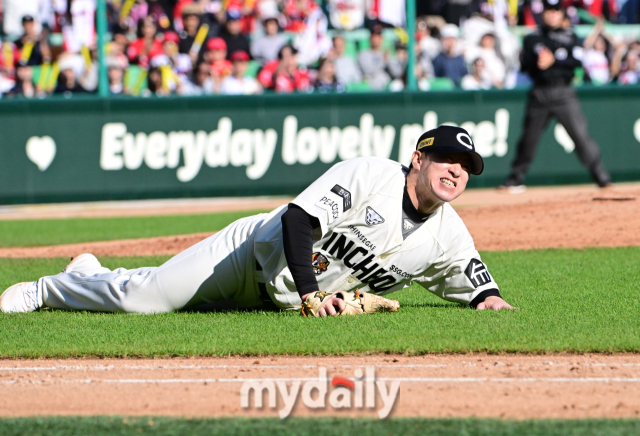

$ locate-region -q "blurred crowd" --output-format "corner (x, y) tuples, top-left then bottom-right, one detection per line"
(1, 0), (640, 98)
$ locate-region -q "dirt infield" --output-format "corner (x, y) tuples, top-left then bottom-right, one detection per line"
(0, 197), (292, 221)
(455, 183), (640, 251)
(2, 183), (640, 419)
(0, 233), (215, 258)
(0, 183), (638, 257)
(2, 354), (640, 419)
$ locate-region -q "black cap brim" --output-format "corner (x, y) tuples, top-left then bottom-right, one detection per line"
(423, 145), (484, 175)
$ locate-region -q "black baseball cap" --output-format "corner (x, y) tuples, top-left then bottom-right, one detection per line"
(22, 15), (35, 23)
(414, 125), (484, 175)
(543, 0), (563, 10)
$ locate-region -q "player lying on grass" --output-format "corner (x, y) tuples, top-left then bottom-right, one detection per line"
(1, 125), (514, 316)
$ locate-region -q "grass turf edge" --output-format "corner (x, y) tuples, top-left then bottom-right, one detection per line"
(0, 417), (639, 436)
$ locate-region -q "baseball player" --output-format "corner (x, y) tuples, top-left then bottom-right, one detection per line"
(1, 125), (514, 316)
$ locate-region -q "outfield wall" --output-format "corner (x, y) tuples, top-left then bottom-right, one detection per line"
(1, 87), (639, 204)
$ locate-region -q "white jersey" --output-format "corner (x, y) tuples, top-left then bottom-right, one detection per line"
(254, 156), (499, 310)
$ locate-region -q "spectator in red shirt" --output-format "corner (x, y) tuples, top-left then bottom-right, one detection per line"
(127, 16), (164, 67)
(258, 44), (293, 89)
(273, 44), (311, 93)
(204, 37), (233, 92)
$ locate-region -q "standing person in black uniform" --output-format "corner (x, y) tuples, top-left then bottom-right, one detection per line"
(500, 0), (612, 192)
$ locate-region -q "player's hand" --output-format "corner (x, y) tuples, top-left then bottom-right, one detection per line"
(476, 296), (517, 311)
(301, 292), (346, 317)
(537, 47), (555, 70)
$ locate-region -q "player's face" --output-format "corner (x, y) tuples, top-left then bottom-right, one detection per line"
(417, 152), (470, 205)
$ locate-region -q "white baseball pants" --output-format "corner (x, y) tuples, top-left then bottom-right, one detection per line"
(38, 214), (267, 313)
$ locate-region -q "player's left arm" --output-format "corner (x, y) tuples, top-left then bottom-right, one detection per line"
(280, 158), (377, 315)
(415, 244), (516, 311)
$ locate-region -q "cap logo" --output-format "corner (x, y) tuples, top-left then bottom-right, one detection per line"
(548, 0), (559, 4)
(417, 137), (434, 150)
(456, 133), (473, 149)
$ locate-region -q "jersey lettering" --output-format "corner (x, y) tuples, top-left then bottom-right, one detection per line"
(328, 234), (355, 259)
(352, 255), (378, 280)
(368, 275), (396, 291)
(320, 232), (403, 292)
(361, 267), (387, 283)
(348, 225), (376, 251)
(390, 265), (413, 279)
(316, 196), (340, 222)
(321, 233), (338, 251)
(343, 247), (368, 268)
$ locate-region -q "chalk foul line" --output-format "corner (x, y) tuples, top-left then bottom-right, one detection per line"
(4, 377), (640, 385)
(1, 362), (640, 372)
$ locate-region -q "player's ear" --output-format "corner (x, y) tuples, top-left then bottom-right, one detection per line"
(410, 150), (423, 170)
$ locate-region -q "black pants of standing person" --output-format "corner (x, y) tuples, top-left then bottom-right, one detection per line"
(504, 84), (611, 187)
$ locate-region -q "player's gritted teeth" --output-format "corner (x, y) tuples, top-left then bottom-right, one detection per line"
(440, 177), (456, 188)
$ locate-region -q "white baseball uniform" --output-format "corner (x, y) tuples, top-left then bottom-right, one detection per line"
(255, 156), (498, 309)
(36, 157), (498, 313)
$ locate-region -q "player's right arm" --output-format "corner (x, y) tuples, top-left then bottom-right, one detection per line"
(280, 158), (384, 316)
(280, 205), (347, 317)
(281, 205), (320, 298)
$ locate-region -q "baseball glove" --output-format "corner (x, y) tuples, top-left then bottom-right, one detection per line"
(300, 289), (400, 317)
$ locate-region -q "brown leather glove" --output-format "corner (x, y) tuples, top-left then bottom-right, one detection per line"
(300, 289), (400, 317)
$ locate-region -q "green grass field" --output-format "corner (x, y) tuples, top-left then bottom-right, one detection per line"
(0, 246), (638, 357)
(1, 417), (639, 436)
(0, 210), (268, 247)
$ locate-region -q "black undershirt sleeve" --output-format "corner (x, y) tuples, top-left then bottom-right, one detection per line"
(281, 204), (321, 298)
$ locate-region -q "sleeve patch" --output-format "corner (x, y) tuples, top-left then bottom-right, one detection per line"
(464, 259), (492, 288)
(330, 185), (352, 211)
